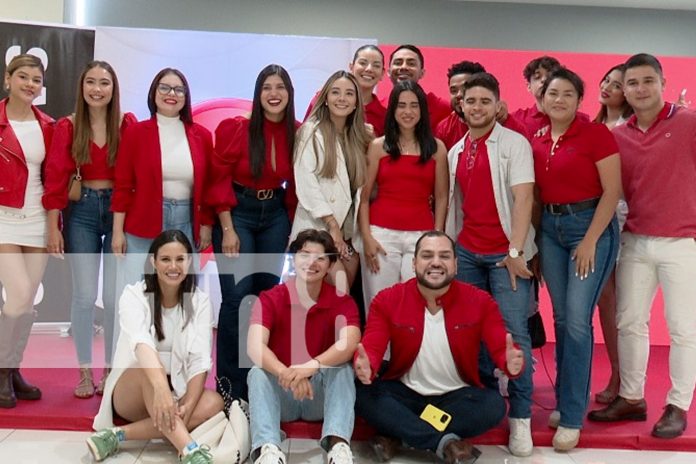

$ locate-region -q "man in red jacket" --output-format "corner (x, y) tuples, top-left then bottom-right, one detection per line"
(354, 231), (524, 463)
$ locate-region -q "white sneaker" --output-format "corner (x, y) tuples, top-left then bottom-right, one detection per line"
(548, 410), (561, 429)
(552, 426), (580, 452)
(255, 444), (286, 464)
(327, 442), (353, 464)
(508, 418), (533, 457)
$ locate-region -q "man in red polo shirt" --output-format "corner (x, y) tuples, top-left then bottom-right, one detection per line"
(246, 229), (361, 464)
(511, 55), (560, 138)
(588, 54), (696, 440)
(387, 44), (451, 132)
(354, 231), (524, 464)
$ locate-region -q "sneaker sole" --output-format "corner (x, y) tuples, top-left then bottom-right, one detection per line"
(86, 438), (106, 462)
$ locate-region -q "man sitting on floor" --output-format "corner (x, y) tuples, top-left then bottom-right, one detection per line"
(354, 231), (524, 463)
(246, 229), (361, 464)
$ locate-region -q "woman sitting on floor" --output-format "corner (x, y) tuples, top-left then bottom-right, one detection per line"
(88, 229), (223, 464)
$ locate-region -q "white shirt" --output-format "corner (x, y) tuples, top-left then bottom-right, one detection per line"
(401, 308), (466, 395)
(156, 304), (182, 375)
(8, 119), (45, 210)
(157, 113), (193, 200)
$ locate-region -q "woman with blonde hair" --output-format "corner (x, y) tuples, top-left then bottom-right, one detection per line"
(292, 71), (370, 289)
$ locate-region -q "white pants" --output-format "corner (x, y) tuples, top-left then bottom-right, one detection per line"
(616, 232), (696, 410)
(361, 226), (424, 313)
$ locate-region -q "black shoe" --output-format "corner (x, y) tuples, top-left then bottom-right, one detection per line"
(12, 368), (41, 400)
(652, 404), (687, 439)
(0, 368), (17, 408)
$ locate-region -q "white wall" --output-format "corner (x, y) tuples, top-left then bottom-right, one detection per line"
(3, 0), (63, 23)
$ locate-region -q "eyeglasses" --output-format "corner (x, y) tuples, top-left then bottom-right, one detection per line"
(157, 83), (187, 97)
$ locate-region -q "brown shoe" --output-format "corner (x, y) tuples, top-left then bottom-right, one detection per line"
(370, 435), (400, 462)
(11, 368), (41, 400)
(652, 404), (687, 439)
(587, 396), (647, 422)
(0, 368), (16, 409)
(443, 439), (481, 464)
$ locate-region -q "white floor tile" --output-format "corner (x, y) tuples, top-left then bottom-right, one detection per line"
(0, 429), (14, 443)
(568, 447), (696, 464)
(473, 445), (577, 464)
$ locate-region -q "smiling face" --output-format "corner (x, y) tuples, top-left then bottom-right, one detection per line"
(462, 85), (499, 131)
(413, 236), (456, 291)
(528, 66), (551, 103)
(260, 74), (289, 122)
(542, 77), (581, 125)
(448, 73), (471, 116)
(82, 66), (114, 109)
(327, 76), (358, 123)
(388, 48), (424, 85)
(623, 64), (665, 115)
(5, 65), (43, 106)
(349, 48), (384, 92)
(155, 72), (186, 117)
(150, 241), (192, 289)
(394, 90), (421, 131)
(293, 241), (332, 284)
(598, 68), (625, 109)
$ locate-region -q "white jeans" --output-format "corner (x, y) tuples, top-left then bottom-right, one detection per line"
(616, 232), (696, 410)
(361, 226), (424, 312)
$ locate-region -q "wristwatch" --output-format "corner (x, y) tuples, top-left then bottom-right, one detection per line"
(508, 247), (523, 259)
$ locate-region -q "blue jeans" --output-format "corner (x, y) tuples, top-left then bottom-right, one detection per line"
(114, 199), (194, 346)
(455, 244), (533, 419)
(355, 379), (505, 456)
(540, 207), (619, 428)
(248, 364), (355, 453)
(214, 191), (290, 401)
(66, 187), (116, 365)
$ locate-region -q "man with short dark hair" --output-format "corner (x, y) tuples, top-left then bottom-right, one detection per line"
(354, 231), (524, 463)
(588, 53), (696, 440)
(511, 55), (560, 137)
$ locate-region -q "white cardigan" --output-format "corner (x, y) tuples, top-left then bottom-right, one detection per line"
(93, 281), (214, 430)
(290, 122), (362, 245)
(445, 122), (537, 259)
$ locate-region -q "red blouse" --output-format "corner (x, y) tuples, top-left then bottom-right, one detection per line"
(42, 113), (137, 211)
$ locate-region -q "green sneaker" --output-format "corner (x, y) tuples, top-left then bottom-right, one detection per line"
(181, 445), (213, 464)
(86, 429), (119, 462)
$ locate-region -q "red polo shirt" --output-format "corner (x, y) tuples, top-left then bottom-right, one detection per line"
(532, 116), (618, 205)
(250, 278), (361, 367)
(437, 112), (530, 151)
(613, 103), (696, 238)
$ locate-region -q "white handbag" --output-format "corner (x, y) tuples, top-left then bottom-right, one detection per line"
(191, 399), (251, 463)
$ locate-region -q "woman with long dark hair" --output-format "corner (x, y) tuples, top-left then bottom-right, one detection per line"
(358, 80), (448, 308)
(207, 64), (296, 401)
(0, 54), (54, 409)
(89, 230), (222, 464)
(43, 60), (137, 398)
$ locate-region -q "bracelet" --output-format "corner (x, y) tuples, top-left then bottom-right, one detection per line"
(313, 357), (322, 369)
(223, 226), (231, 231)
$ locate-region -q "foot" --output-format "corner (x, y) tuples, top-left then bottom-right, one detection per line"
(327, 442), (353, 464)
(86, 429), (119, 462)
(587, 396), (647, 422)
(443, 439), (480, 464)
(0, 368), (17, 409)
(74, 368), (95, 399)
(552, 426), (580, 452)
(181, 444), (213, 464)
(254, 444), (286, 464)
(652, 404), (687, 439)
(548, 410), (561, 429)
(95, 368), (111, 396)
(11, 368), (41, 400)
(508, 417), (533, 457)
(370, 435), (400, 462)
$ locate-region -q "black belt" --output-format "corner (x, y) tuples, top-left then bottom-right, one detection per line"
(233, 182), (283, 201)
(544, 198), (600, 215)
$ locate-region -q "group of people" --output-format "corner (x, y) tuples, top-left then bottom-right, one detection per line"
(0, 42), (693, 464)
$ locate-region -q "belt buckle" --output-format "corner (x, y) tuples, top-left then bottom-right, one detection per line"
(257, 189), (274, 200)
(548, 204), (562, 215)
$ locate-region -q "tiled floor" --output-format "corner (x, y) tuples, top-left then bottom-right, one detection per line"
(1, 429), (695, 464)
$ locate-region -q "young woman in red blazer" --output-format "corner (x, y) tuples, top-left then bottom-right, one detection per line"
(111, 68), (213, 342)
(0, 54), (54, 408)
(42, 61), (137, 399)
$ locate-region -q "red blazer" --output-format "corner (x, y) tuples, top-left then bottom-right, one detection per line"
(0, 98), (54, 208)
(42, 113), (137, 211)
(111, 117), (214, 242)
(355, 278), (521, 386)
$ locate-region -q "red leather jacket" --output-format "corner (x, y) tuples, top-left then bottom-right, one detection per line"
(0, 98), (54, 208)
(356, 278), (521, 386)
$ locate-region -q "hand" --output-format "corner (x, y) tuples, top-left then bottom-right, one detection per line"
(176, 400), (194, 427)
(112, 230), (127, 257)
(290, 377), (314, 401)
(354, 343), (372, 385)
(363, 236), (387, 274)
(505, 333), (524, 376)
(151, 385), (178, 433)
(198, 225), (212, 251)
(571, 238), (597, 280)
(528, 254), (543, 286)
(364, 123), (375, 138)
(496, 100), (509, 123)
(47, 227), (65, 259)
(221, 227), (240, 258)
(677, 88), (690, 108)
(495, 254), (533, 291)
(328, 224), (350, 260)
(278, 361), (318, 390)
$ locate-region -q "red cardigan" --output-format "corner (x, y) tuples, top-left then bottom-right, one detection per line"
(111, 117), (214, 242)
(0, 98), (54, 208)
(356, 278), (521, 386)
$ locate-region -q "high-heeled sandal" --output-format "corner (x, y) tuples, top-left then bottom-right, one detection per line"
(95, 368), (111, 396)
(74, 368), (95, 399)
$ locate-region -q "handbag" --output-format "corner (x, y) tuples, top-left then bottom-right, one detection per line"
(528, 310), (546, 349)
(68, 166), (82, 202)
(190, 399), (251, 464)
